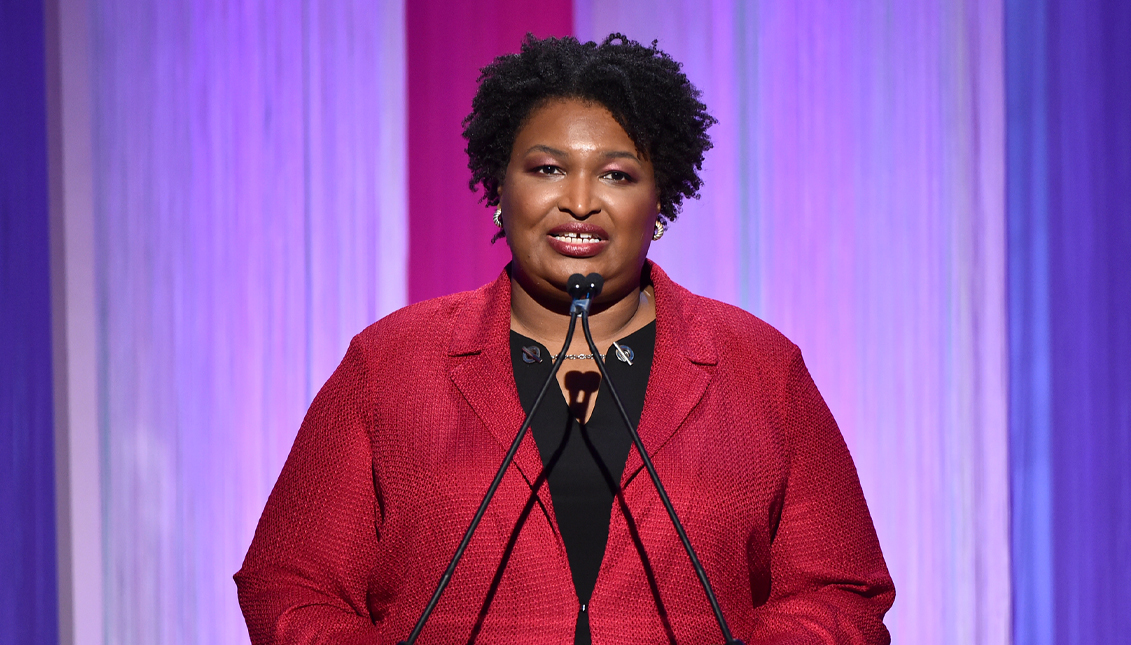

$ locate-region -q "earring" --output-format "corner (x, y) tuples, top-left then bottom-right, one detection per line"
(652, 219), (665, 241)
(493, 206), (503, 228)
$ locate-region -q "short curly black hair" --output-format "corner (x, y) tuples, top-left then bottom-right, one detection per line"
(463, 33), (717, 225)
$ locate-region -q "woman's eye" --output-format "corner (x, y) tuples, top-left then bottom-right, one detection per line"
(604, 170), (632, 182)
(535, 165), (561, 175)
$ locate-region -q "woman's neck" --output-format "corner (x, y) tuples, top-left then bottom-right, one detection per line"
(509, 275), (656, 354)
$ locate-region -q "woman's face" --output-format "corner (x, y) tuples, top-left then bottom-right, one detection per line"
(499, 98), (660, 305)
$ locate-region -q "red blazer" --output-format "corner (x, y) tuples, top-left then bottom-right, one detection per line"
(236, 262), (894, 644)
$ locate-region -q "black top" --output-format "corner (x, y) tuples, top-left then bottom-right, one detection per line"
(509, 322), (656, 645)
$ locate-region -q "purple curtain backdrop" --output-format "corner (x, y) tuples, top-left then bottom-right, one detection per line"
(0, 0), (59, 643)
(406, 0), (572, 303)
(576, 3), (1010, 643)
(87, 1), (405, 641)
(20, 0), (1127, 643)
(1007, 1), (1131, 643)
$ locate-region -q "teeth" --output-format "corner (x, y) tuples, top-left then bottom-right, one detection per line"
(553, 232), (602, 241)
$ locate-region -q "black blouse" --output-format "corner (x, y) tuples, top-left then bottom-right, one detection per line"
(509, 322), (656, 645)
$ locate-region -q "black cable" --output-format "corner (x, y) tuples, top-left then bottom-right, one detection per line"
(578, 307), (743, 645)
(398, 309), (581, 645)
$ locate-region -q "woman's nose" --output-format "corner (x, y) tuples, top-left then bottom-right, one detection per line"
(558, 174), (600, 218)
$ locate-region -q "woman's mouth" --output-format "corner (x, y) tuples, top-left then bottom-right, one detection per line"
(546, 228), (609, 258)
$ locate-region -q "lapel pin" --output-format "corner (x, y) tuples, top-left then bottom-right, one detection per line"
(521, 346), (542, 364)
(612, 341), (634, 365)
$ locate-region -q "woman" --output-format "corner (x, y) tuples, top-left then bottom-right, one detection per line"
(236, 34), (894, 644)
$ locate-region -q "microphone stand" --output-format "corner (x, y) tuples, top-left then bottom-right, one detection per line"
(398, 283), (588, 645)
(399, 274), (742, 644)
(577, 285), (744, 645)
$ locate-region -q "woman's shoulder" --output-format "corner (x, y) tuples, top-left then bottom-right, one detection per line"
(652, 264), (799, 368)
(672, 293), (815, 428)
(350, 284), (491, 358)
(685, 292), (800, 365)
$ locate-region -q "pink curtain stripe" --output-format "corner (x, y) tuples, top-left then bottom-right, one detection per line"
(406, 1), (573, 303)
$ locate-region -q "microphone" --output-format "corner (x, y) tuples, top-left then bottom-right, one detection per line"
(567, 272), (604, 305)
(576, 273), (743, 645)
(398, 275), (592, 645)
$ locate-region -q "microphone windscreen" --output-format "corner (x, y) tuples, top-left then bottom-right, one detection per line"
(585, 273), (604, 298)
(567, 274), (587, 298)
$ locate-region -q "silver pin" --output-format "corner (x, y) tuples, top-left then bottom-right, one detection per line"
(612, 341), (634, 365)
(521, 346), (542, 364)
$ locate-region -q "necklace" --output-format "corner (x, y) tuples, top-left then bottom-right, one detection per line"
(523, 341), (634, 365)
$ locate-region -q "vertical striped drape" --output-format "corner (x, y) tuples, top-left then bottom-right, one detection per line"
(0, 2), (58, 644)
(27, 1), (1125, 643)
(1006, 1), (1131, 643)
(575, 3), (1010, 643)
(89, 1), (404, 641)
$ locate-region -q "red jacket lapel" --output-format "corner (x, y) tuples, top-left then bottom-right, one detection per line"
(445, 271), (557, 522)
(624, 262), (718, 488)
